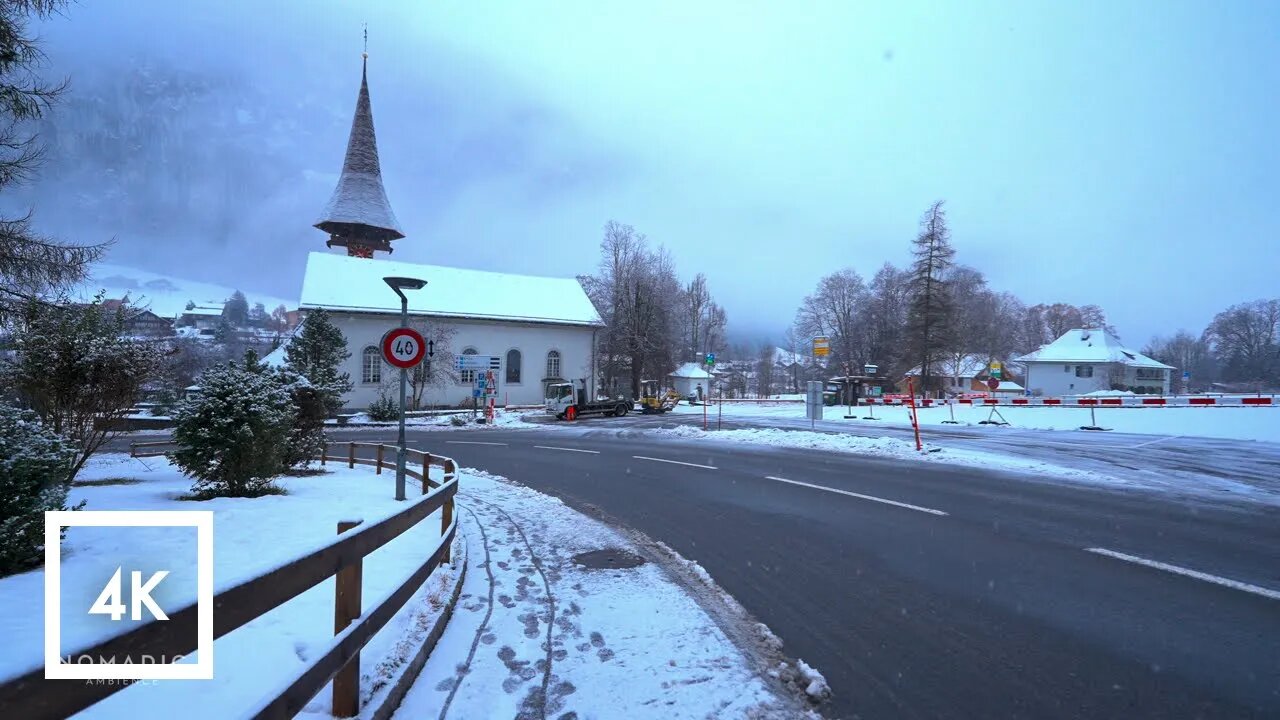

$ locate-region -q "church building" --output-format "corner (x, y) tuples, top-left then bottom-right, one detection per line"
(299, 52), (602, 410)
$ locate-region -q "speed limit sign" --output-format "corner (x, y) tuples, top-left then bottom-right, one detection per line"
(381, 327), (427, 369)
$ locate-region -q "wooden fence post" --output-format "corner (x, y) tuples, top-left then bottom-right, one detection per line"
(333, 519), (364, 718)
(347, 442), (355, 469)
(375, 445), (384, 475)
(441, 495), (453, 563)
(422, 453), (432, 494)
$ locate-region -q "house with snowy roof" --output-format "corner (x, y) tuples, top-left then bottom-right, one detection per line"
(902, 354), (1023, 396)
(1015, 328), (1174, 396)
(668, 362), (714, 401)
(286, 51), (605, 411)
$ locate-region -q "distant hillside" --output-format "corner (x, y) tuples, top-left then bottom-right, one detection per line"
(79, 263), (296, 319)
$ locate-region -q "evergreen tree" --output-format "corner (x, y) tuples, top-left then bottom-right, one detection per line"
(0, 1), (106, 321)
(284, 307), (352, 416)
(0, 401), (82, 576)
(222, 290), (249, 326)
(906, 201), (955, 396)
(185, 300), (196, 311)
(249, 302), (268, 326)
(273, 366), (327, 469)
(170, 361), (294, 498)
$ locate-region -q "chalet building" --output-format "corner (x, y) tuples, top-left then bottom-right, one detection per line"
(1015, 329), (1174, 395)
(669, 362), (713, 400)
(903, 354), (1024, 396)
(293, 51), (601, 411)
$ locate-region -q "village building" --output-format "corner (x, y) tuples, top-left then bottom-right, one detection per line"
(903, 354), (1024, 396)
(1015, 328), (1174, 395)
(668, 362), (714, 401)
(292, 52), (601, 411)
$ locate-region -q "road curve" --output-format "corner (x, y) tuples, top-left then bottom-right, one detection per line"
(316, 424), (1280, 720)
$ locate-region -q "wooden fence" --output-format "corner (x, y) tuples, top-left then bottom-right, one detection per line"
(1, 442), (459, 720)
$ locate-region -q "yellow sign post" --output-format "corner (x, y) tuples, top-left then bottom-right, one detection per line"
(812, 336), (830, 357)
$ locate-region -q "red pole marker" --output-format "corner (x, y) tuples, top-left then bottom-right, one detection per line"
(906, 377), (923, 452)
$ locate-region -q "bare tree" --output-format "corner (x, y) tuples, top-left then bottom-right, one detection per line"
(1203, 299), (1280, 384)
(680, 273), (710, 363)
(1144, 331), (1213, 391)
(755, 343), (776, 398)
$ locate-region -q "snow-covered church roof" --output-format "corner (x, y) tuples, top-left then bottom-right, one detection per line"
(1014, 329), (1174, 369)
(299, 252), (603, 327)
(314, 58), (404, 247)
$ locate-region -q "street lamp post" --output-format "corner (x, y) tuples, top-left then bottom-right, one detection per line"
(384, 276), (427, 501)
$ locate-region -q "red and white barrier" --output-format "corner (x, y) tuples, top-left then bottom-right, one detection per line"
(866, 395), (1275, 408)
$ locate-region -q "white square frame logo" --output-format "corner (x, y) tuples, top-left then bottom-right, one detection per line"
(44, 510), (214, 680)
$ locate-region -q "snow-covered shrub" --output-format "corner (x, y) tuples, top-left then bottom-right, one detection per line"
(0, 402), (82, 576)
(449, 414), (467, 427)
(367, 393), (398, 422)
(170, 361), (295, 498)
(2, 296), (156, 481)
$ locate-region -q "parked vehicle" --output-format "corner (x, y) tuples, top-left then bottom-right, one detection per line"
(546, 380), (632, 421)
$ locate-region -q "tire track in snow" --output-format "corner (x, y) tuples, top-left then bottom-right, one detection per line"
(437, 504), (496, 720)
(465, 494), (558, 720)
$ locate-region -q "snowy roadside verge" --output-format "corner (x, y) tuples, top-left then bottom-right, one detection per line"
(394, 469), (825, 719)
(652, 424), (1105, 482)
(327, 409), (546, 431)
(0, 454), (460, 719)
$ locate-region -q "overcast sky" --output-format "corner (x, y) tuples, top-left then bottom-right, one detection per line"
(32, 1), (1280, 345)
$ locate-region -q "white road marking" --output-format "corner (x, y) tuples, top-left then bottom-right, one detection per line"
(632, 455), (718, 470)
(764, 476), (948, 516)
(1130, 435), (1182, 449)
(1085, 547), (1280, 601)
(534, 445), (601, 454)
(445, 440), (509, 446)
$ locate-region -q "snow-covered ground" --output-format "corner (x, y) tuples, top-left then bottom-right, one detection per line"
(677, 401), (1280, 443)
(652, 424), (1105, 483)
(80, 263), (295, 318)
(0, 454), (452, 718)
(395, 469), (818, 719)
(328, 408), (545, 431)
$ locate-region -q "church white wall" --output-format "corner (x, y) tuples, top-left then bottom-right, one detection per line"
(327, 312), (596, 411)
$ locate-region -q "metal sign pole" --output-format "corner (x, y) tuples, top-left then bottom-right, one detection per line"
(395, 298), (408, 501)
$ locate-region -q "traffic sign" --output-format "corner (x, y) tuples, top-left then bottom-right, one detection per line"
(705, 352), (716, 366)
(990, 361), (1002, 379)
(986, 378), (1000, 391)
(456, 355), (497, 371)
(381, 327), (427, 369)
(812, 336), (830, 357)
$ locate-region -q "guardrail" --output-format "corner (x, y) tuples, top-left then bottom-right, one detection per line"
(2, 442), (459, 720)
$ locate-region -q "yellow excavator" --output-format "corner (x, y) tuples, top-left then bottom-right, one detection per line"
(637, 379), (681, 414)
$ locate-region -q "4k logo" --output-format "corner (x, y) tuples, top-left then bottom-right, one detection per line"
(89, 568), (171, 622)
(44, 510), (215, 681)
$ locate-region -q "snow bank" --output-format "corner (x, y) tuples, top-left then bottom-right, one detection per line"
(654, 424), (1101, 481)
(330, 409), (543, 431)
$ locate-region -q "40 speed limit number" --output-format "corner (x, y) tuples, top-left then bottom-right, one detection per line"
(381, 327), (427, 369)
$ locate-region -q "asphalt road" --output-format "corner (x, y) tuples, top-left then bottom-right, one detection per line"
(113, 420), (1280, 718)
(313, 419), (1280, 720)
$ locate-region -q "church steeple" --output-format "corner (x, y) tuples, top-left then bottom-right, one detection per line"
(314, 51), (404, 258)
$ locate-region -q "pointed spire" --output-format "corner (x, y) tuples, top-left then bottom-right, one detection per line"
(315, 48), (404, 256)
